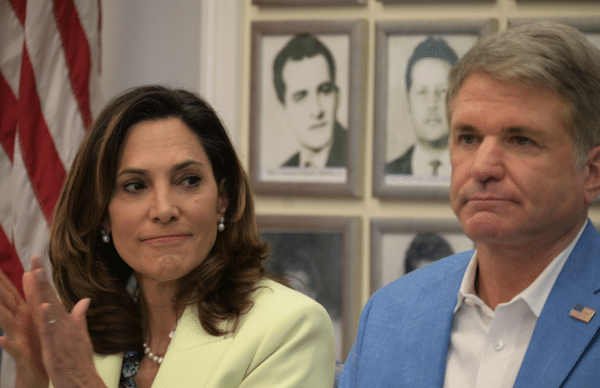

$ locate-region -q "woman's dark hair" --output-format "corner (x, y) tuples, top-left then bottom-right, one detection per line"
(49, 85), (269, 355)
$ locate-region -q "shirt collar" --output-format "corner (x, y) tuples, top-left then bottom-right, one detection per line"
(298, 137), (333, 168)
(454, 220), (588, 317)
(412, 142), (451, 176)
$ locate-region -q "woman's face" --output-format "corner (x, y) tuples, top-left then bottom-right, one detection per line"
(107, 117), (227, 288)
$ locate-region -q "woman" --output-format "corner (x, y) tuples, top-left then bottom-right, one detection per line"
(0, 86), (335, 387)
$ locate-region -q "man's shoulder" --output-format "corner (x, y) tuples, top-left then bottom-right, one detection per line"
(385, 145), (414, 174)
(371, 251), (472, 304)
(326, 122), (347, 167)
(281, 152), (300, 167)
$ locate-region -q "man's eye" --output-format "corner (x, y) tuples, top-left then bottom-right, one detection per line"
(291, 91), (307, 103)
(415, 87), (427, 96)
(318, 83), (336, 94)
(458, 134), (476, 144)
(512, 136), (534, 146)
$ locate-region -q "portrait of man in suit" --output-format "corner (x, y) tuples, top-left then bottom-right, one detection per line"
(272, 34), (347, 169)
(386, 36), (458, 177)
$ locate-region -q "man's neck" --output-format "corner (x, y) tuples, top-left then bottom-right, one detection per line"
(299, 139), (333, 168)
(474, 219), (586, 310)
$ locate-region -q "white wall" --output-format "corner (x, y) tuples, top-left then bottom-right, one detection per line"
(101, 0), (201, 99)
(100, 0), (241, 144)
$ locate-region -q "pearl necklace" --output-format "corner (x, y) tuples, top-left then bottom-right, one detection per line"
(142, 322), (178, 365)
(142, 342), (164, 364)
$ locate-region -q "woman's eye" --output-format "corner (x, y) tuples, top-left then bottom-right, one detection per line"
(123, 181), (145, 193)
(181, 175), (201, 187)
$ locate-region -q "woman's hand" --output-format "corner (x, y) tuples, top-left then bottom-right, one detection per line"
(0, 256), (106, 388)
(0, 258), (48, 388)
(23, 257), (106, 388)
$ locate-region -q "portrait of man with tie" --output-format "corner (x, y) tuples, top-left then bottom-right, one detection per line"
(272, 34), (347, 169)
(386, 36), (457, 177)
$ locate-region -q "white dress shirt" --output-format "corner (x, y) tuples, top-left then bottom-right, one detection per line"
(411, 143), (451, 177)
(298, 141), (333, 168)
(443, 221), (587, 388)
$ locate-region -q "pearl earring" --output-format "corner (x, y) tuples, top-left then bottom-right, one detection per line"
(101, 228), (111, 243)
(218, 217), (225, 232)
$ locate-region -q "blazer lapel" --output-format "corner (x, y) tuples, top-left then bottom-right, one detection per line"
(514, 222), (600, 387)
(94, 353), (124, 387)
(378, 253), (470, 387)
(415, 258), (469, 386)
(152, 306), (230, 386)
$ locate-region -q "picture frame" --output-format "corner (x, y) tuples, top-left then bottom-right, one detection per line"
(508, 18), (600, 46)
(377, 0), (493, 2)
(250, 20), (366, 197)
(372, 19), (498, 199)
(514, 0), (595, 2)
(370, 217), (474, 294)
(257, 215), (360, 361)
(253, 0), (365, 5)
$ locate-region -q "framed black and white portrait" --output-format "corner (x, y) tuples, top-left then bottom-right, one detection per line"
(250, 20), (366, 197)
(253, 0), (365, 5)
(257, 215), (359, 361)
(372, 19), (498, 198)
(377, 0), (493, 2)
(508, 17), (600, 50)
(370, 218), (474, 294)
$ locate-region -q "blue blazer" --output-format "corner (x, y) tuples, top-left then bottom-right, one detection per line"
(340, 221), (600, 387)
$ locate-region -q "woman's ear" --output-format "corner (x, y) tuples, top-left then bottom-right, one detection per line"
(218, 180), (228, 216)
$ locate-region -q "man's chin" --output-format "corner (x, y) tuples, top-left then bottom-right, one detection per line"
(417, 132), (449, 150)
(302, 138), (334, 153)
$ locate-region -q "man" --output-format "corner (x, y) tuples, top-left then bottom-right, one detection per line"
(273, 34), (346, 168)
(386, 37), (458, 177)
(341, 21), (600, 387)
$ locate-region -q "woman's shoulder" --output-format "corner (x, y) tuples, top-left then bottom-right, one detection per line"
(250, 278), (325, 315)
(234, 278), (330, 330)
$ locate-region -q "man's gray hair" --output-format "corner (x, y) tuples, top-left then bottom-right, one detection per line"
(447, 21), (600, 167)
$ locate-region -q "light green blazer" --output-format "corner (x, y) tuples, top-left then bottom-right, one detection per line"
(92, 279), (335, 387)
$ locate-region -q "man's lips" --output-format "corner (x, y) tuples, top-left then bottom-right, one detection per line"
(310, 121), (328, 130)
(468, 196), (510, 201)
(141, 234), (191, 244)
(464, 196), (519, 209)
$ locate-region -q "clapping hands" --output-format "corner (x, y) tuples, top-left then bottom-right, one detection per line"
(0, 256), (104, 388)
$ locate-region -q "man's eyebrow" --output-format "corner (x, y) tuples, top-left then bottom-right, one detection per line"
(506, 126), (540, 135)
(116, 160), (204, 178)
(452, 124), (476, 133)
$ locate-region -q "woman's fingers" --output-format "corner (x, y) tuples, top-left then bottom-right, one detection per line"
(0, 268), (24, 314)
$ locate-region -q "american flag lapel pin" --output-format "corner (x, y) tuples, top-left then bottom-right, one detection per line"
(569, 303), (596, 323)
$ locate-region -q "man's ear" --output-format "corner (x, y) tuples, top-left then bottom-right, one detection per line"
(583, 145), (600, 205)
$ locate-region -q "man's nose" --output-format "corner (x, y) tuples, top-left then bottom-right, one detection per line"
(310, 94), (326, 119)
(471, 138), (505, 183)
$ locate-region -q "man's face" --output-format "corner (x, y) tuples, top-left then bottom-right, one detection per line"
(408, 58), (452, 149)
(281, 54), (338, 152)
(449, 72), (590, 248)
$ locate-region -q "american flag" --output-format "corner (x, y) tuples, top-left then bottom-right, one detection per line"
(0, 0), (102, 386)
(569, 303), (596, 324)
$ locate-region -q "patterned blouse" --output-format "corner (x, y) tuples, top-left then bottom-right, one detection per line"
(119, 350), (140, 388)
(117, 276), (178, 388)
